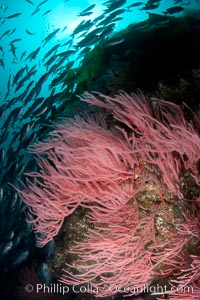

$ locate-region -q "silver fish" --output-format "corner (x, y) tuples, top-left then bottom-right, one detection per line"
(43, 28), (60, 45)
(5, 13), (22, 19)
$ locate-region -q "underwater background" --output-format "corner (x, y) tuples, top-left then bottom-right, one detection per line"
(0, 0), (200, 299)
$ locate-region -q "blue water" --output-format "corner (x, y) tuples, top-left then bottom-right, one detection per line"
(0, 0), (199, 101)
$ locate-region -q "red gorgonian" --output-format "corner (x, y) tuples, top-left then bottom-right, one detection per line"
(16, 91), (200, 298)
